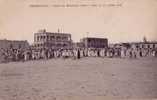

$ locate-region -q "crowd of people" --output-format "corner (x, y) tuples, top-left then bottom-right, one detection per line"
(0, 47), (157, 63)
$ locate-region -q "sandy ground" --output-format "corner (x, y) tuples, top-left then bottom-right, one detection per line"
(0, 57), (157, 100)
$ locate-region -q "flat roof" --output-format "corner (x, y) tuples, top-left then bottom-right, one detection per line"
(82, 37), (108, 40)
(34, 32), (71, 36)
(0, 39), (28, 42)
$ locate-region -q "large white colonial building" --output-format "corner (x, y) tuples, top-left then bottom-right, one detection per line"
(33, 29), (72, 49)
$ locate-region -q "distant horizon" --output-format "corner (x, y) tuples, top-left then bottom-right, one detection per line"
(0, 30), (156, 45)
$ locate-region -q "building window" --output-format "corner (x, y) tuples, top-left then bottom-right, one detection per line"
(63, 44), (67, 47)
(153, 44), (155, 48)
(147, 45), (150, 48)
(56, 36), (61, 40)
(37, 36), (40, 41)
(50, 36), (55, 40)
(47, 36), (49, 41)
(40, 36), (43, 40)
(43, 36), (46, 40)
(88, 39), (91, 43)
(136, 45), (139, 48)
(62, 37), (67, 40)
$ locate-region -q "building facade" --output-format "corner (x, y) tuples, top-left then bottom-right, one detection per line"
(80, 37), (108, 48)
(130, 42), (157, 49)
(0, 39), (29, 50)
(72, 42), (84, 48)
(113, 42), (157, 50)
(34, 29), (72, 49)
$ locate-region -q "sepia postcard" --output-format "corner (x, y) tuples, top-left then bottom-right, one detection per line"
(0, 0), (157, 100)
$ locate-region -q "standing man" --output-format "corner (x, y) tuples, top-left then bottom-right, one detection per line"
(77, 49), (80, 59)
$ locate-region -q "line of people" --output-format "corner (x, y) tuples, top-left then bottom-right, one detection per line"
(0, 47), (157, 63)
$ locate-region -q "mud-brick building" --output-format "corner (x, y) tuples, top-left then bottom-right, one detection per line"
(113, 42), (157, 50)
(0, 39), (29, 50)
(80, 37), (108, 48)
(130, 42), (157, 49)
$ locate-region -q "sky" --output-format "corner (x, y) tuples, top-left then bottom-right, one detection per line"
(0, 0), (157, 44)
